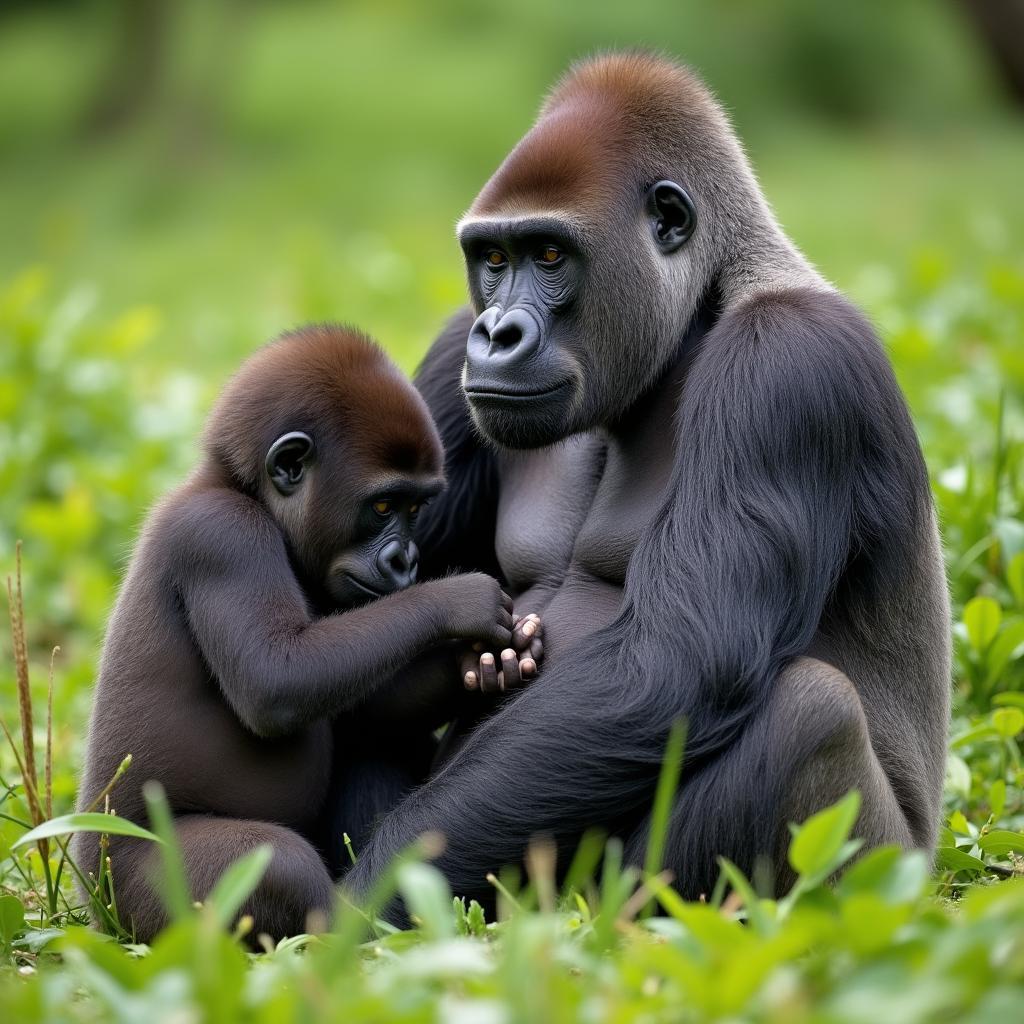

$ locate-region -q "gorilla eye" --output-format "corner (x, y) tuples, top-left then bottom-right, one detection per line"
(373, 500), (392, 516)
(409, 503), (420, 515)
(484, 250), (507, 269)
(537, 245), (562, 265)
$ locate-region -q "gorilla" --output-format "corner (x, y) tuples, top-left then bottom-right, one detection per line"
(74, 325), (519, 942)
(346, 52), (950, 910)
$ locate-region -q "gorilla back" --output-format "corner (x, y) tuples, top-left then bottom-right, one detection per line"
(347, 52), (951, 909)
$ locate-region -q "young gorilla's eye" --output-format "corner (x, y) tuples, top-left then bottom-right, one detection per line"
(373, 500), (391, 516)
(537, 245), (562, 265)
(484, 250), (507, 268)
(409, 503), (420, 515)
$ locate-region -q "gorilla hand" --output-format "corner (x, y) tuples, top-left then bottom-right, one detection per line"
(438, 572), (514, 650)
(462, 613), (543, 694)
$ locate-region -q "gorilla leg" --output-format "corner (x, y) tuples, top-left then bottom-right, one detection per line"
(102, 816), (333, 944)
(625, 657), (912, 898)
(321, 732), (437, 877)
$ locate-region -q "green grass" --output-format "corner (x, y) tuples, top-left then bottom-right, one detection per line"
(2, 1), (1024, 1020)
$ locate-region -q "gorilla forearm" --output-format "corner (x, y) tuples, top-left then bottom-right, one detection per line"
(178, 525), (509, 737)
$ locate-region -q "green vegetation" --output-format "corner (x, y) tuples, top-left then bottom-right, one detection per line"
(2, 2), (1024, 1020)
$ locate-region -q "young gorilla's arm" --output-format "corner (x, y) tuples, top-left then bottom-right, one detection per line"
(172, 488), (512, 738)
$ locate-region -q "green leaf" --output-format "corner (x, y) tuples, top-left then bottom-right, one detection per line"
(396, 862), (455, 940)
(838, 847), (929, 905)
(944, 754), (972, 799)
(963, 596), (1001, 652)
(992, 706), (1024, 737)
(205, 844), (273, 928)
(984, 617), (1024, 684)
(716, 858), (771, 935)
(993, 691), (1024, 709)
(0, 894), (26, 954)
(934, 846), (986, 875)
(978, 829), (1024, 857)
(949, 810), (970, 835)
(1008, 551), (1024, 605)
(466, 899), (487, 937)
(788, 791), (862, 879)
(989, 778), (1007, 820)
(949, 722), (1002, 749)
(12, 812), (162, 849)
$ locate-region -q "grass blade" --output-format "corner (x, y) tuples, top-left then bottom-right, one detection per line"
(142, 781), (190, 921)
(13, 813), (163, 848)
(205, 844), (273, 928)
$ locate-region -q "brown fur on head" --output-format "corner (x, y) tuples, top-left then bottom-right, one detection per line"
(457, 53), (823, 448)
(470, 52), (732, 222)
(204, 325), (444, 600)
(207, 325), (442, 491)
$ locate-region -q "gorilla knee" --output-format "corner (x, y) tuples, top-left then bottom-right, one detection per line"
(96, 820), (334, 944)
(776, 657), (869, 763)
(239, 825), (334, 940)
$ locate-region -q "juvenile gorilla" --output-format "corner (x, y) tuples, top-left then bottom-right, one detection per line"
(74, 325), (516, 942)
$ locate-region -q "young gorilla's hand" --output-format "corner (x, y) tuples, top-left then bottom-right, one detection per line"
(438, 572), (514, 650)
(461, 613), (543, 695)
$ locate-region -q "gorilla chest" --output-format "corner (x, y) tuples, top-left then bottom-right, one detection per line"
(495, 435), (604, 591)
(494, 432), (672, 654)
(570, 440), (673, 584)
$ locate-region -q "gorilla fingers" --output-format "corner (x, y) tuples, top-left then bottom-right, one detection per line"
(461, 612), (544, 693)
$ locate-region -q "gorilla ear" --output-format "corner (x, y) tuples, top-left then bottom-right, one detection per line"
(266, 431), (314, 496)
(645, 180), (697, 254)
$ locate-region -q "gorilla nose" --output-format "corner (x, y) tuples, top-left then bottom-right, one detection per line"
(467, 307), (541, 369)
(376, 539), (418, 591)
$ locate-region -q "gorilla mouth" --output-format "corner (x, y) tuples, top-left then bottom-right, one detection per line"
(342, 574), (390, 599)
(464, 379), (572, 402)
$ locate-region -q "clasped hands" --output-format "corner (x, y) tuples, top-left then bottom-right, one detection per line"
(460, 611), (543, 694)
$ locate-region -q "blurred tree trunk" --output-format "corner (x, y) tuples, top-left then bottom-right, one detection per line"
(958, 0), (1024, 108)
(82, 0), (169, 138)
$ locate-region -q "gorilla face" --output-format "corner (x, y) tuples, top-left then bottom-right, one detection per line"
(458, 184), (698, 450)
(263, 430), (443, 610)
(459, 216), (586, 449)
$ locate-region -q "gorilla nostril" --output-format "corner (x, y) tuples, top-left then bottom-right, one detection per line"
(491, 319), (523, 348)
(377, 539), (413, 586)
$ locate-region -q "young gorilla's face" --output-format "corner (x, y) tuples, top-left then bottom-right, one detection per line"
(264, 430), (444, 609)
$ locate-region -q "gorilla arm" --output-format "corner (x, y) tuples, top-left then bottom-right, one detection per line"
(345, 288), (933, 905)
(173, 488), (512, 739)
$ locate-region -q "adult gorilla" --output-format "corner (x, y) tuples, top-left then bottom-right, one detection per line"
(346, 53), (950, 905)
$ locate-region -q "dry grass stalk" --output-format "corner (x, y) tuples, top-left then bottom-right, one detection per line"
(6, 541), (42, 826)
(46, 645), (59, 820)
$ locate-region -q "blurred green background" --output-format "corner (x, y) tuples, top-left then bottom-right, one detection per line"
(1, 0), (1024, 811)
